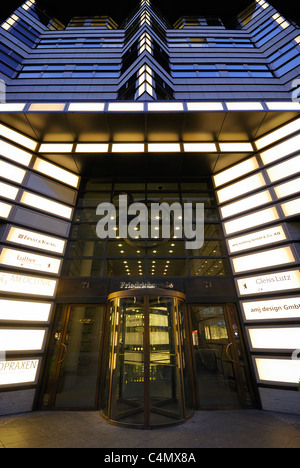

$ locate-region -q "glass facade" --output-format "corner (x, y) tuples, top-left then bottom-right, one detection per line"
(62, 177), (229, 278)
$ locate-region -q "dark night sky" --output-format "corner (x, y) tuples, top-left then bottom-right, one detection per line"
(1, 0), (299, 28)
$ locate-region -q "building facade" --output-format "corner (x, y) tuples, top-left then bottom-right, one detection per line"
(0, 0), (300, 427)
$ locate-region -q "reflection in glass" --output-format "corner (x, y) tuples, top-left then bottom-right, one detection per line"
(190, 305), (240, 407)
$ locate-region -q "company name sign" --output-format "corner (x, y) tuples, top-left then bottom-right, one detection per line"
(6, 227), (65, 254)
(236, 270), (300, 296)
(241, 297), (300, 321)
(0, 271), (57, 297)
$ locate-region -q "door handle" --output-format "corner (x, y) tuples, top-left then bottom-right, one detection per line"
(225, 342), (236, 363)
(58, 343), (68, 364)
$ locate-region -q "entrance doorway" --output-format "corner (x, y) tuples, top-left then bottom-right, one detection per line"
(101, 289), (194, 428)
(41, 304), (106, 409)
(39, 296), (255, 420)
(190, 304), (254, 409)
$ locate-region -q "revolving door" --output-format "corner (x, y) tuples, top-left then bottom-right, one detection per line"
(101, 289), (194, 428)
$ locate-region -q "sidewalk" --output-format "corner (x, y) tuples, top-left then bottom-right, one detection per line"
(0, 409), (300, 448)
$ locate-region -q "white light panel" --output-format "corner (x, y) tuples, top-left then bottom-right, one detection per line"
(33, 158), (79, 188)
(267, 154), (300, 182)
(224, 207), (279, 236)
(0, 329), (46, 351)
(260, 134), (300, 165)
(254, 358), (300, 384)
(216, 173), (266, 204)
(232, 246), (295, 273)
(20, 191), (73, 219)
(0, 139), (32, 166)
(0, 299), (52, 322)
(220, 190), (272, 219)
(248, 327), (300, 350)
(213, 157), (259, 188)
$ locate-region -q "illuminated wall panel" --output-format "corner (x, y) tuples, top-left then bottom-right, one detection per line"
(0, 329), (46, 352)
(0, 299), (52, 322)
(0, 359), (40, 386)
(0, 159), (26, 184)
(254, 358), (300, 385)
(223, 207), (279, 235)
(232, 246), (296, 273)
(274, 176), (300, 199)
(0, 271), (57, 297)
(33, 158), (79, 188)
(236, 269), (300, 296)
(241, 296), (300, 321)
(267, 154), (300, 182)
(216, 173), (266, 204)
(0, 248), (61, 274)
(220, 190), (272, 219)
(6, 226), (66, 254)
(247, 327), (300, 350)
(227, 225), (287, 254)
(0, 182), (19, 200)
(20, 191), (73, 219)
(260, 134), (300, 165)
(0, 201), (12, 219)
(0, 139), (32, 166)
(281, 197), (300, 217)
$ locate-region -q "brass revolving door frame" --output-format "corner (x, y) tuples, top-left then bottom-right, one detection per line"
(101, 288), (194, 429)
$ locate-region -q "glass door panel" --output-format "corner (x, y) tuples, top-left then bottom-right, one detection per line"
(190, 305), (241, 408)
(42, 304), (105, 409)
(109, 296), (145, 425)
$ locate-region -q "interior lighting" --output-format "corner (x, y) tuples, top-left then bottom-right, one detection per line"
(33, 158), (79, 188)
(0, 139), (32, 166)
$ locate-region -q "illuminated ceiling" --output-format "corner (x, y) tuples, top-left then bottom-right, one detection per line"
(0, 107), (299, 176)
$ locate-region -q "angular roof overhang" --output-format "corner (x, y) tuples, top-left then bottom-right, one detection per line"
(0, 101), (299, 176)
